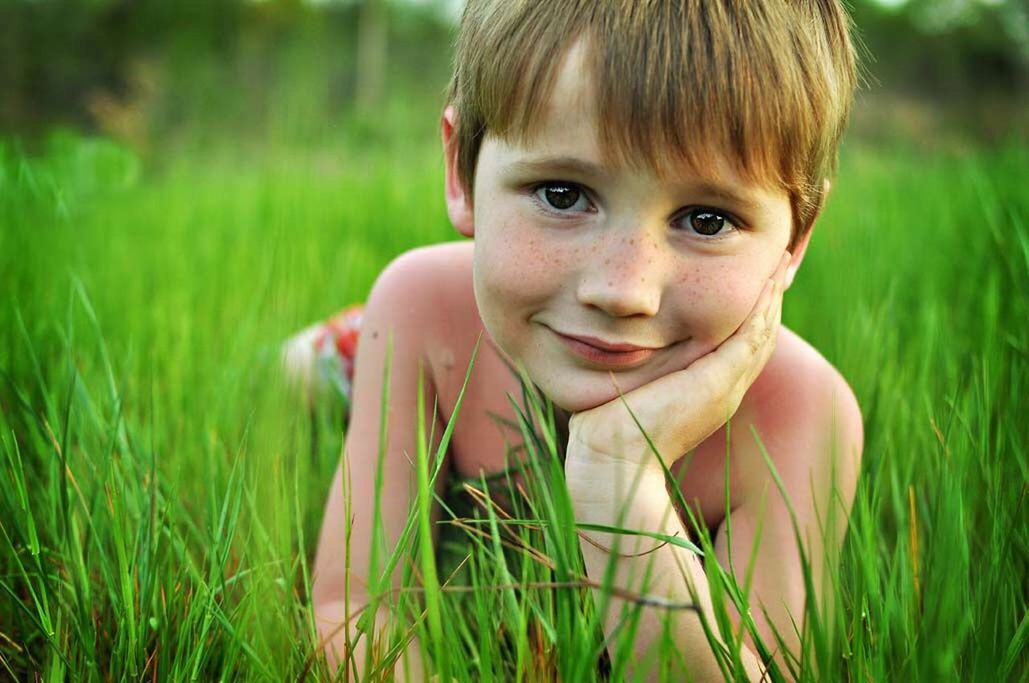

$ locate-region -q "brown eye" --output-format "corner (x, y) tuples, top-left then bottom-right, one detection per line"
(677, 208), (738, 237)
(535, 183), (588, 212)
(691, 211), (725, 235)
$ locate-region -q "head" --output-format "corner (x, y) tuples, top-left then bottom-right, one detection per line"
(442, 1), (857, 412)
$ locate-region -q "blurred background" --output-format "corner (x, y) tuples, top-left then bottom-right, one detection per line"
(1, 0), (1026, 157)
(1, 3), (1026, 679)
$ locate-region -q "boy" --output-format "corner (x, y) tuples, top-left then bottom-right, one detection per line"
(301, 1), (863, 680)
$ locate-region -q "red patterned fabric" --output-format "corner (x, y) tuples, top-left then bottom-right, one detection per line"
(312, 305), (363, 386)
(294, 304), (363, 407)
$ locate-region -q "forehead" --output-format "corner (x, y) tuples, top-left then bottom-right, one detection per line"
(532, 44), (597, 151)
(496, 41), (782, 198)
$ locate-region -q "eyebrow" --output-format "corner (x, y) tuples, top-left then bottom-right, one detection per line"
(505, 155), (610, 180)
(504, 155), (765, 211)
(687, 181), (764, 212)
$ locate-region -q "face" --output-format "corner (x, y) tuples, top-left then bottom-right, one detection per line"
(445, 44), (805, 413)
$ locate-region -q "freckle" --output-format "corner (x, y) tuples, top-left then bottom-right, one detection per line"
(604, 258), (610, 265)
(372, 331), (380, 339)
(607, 281), (613, 287)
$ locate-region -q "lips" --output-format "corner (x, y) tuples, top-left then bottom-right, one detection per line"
(552, 330), (662, 367)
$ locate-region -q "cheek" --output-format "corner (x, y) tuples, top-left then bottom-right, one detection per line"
(473, 218), (569, 332)
(672, 260), (765, 345)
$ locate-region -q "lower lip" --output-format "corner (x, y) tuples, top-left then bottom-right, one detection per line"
(555, 333), (658, 367)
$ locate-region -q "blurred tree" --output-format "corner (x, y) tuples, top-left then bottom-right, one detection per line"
(356, 0), (389, 113)
(0, 0), (1022, 146)
(852, 0), (1028, 94)
(0, 0), (249, 137)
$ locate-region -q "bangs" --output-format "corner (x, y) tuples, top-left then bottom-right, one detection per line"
(450, 1), (856, 233)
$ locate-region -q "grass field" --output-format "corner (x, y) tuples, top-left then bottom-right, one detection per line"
(1, 131), (1026, 681)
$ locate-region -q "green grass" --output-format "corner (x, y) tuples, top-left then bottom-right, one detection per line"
(1, 130), (1026, 681)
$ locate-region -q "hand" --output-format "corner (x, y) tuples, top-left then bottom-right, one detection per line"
(566, 251), (791, 475)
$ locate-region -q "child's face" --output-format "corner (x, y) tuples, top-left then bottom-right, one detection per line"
(448, 44), (803, 413)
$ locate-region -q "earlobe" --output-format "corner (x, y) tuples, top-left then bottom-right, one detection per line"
(441, 106), (475, 237)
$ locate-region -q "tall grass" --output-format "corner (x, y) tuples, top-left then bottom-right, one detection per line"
(1, 132), (1026, 680)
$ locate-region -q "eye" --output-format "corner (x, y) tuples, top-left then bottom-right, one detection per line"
(674, 208), (740, 237)
(533, 182), (591, 213)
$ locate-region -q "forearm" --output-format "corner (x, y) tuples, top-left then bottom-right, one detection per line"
(566, 451), (766, 682)
(314, 599), (426, 682)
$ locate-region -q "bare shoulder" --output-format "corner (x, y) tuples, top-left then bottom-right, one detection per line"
(364, 241), (476, 341)
(755, 327), (863, 423)
(367, 241), (473, 314)
(738, 327), (864, 498)
(363, 241), (483, 392)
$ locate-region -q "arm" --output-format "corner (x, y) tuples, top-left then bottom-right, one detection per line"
(568, 245), (864, 678)
(567, 452), (766, 681)
(562, 252), (861, 679)
(310, 250), (450, 681)
(567, 372), (863, 681)
(712, 372), (864, 679)
(560, 253), (790, 680)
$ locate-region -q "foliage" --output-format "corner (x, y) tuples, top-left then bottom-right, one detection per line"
(0, 132), (1026, 680)
(0, 0), (456, 146)
(850, 0), (1028, 93)
(1, 1), (1027, 147)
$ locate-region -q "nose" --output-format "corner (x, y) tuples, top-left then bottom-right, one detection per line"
(576, 230), (663, 317)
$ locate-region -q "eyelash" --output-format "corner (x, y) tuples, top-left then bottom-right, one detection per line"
(529, 181), (743, 239)
(530, 182), (594, 215)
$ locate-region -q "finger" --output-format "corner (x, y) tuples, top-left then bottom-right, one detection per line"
(737, 295), (777, 370)
(749, 275), (785, 382)
(579, 254), (790, 457)
(772, 278), (784, 324)
(753, 289), (782, 376)
(685, 289), (776, 403)
(749, 252), (788, 322)
(775, 250), (792, 283)
(632, 327), (769, 454)
(722, 269), (790, 388)
(750, 276), (776, 321)
(765, 277), (783, 326)
(762, 251), (789, 324)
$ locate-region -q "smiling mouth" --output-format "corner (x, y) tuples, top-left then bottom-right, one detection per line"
(552, 330), (664, 368)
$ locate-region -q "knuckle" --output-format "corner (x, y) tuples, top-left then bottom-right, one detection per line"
(747, 332), (764, 355)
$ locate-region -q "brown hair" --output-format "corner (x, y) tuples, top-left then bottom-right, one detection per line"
(446, 1), (858, 246)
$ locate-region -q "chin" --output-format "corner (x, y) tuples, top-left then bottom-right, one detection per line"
(546, 392), (609, 414)
(532, 374), (633, 414)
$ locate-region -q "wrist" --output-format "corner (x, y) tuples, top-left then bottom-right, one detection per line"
(566, 412), (674, 475)
(565, 442), (668, 509)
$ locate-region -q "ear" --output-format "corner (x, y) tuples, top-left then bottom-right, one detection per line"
(441, 105), (475, 237)
(785, 179), (830, 289)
